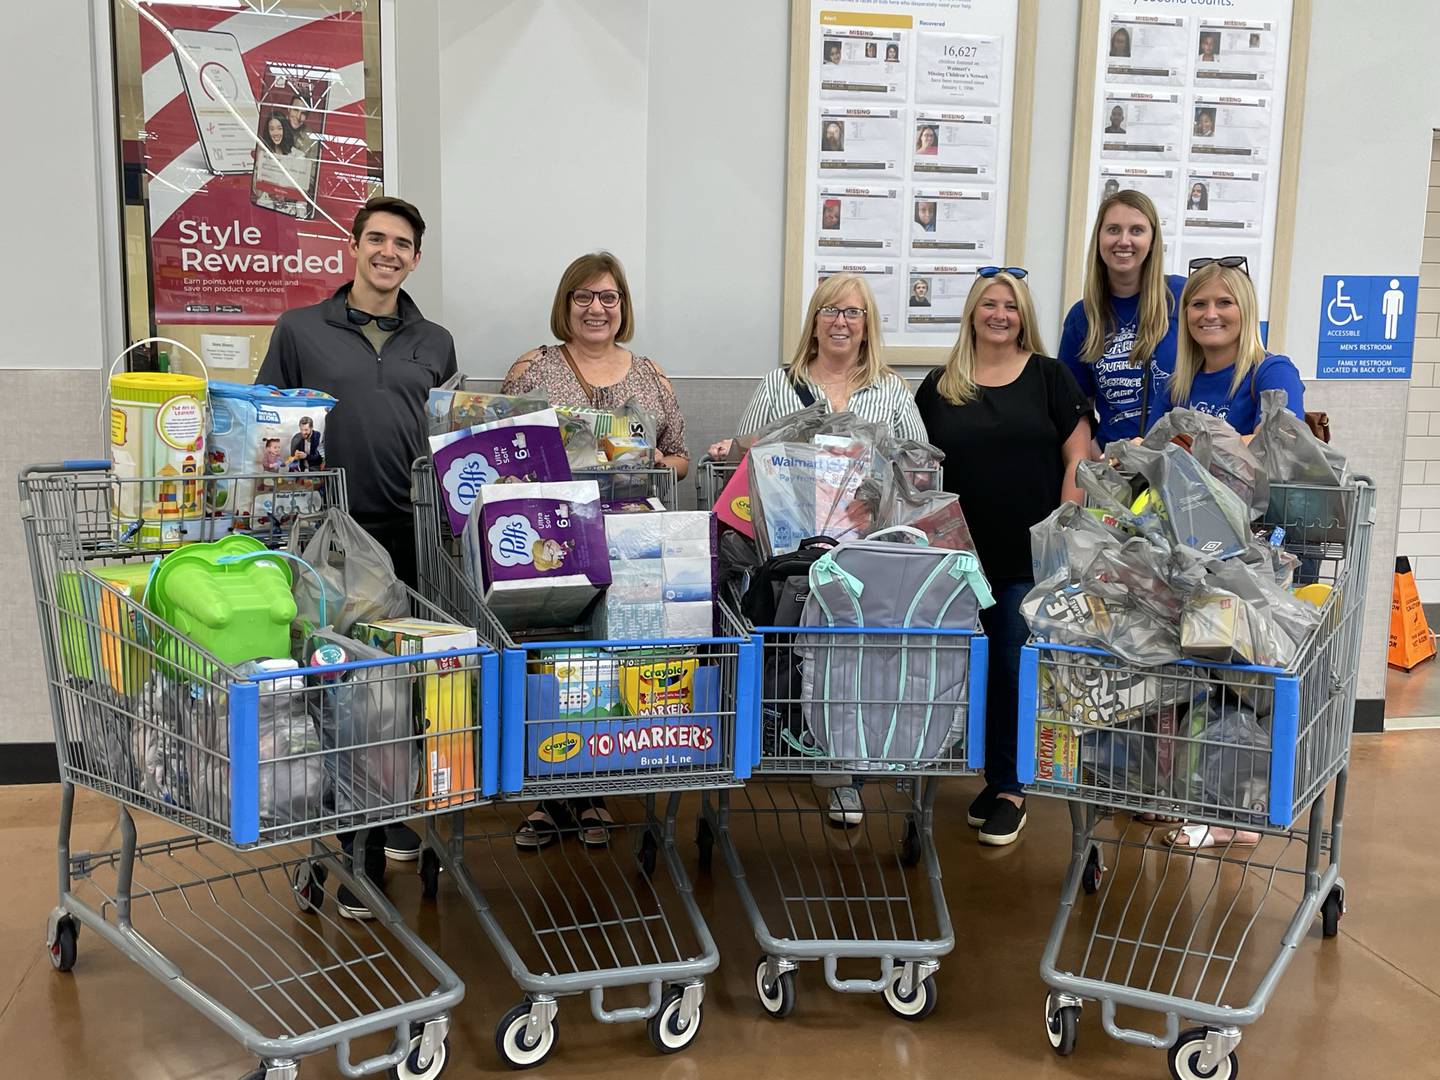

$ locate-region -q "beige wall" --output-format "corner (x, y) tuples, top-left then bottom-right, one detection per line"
(1397, 134), (1440, 602)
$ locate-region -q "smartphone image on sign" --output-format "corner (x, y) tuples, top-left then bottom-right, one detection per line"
(171, 27), (259, 175)
(251, 69), (335, 220)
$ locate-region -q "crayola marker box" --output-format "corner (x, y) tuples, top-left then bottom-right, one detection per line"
(357, 618), (478, 809)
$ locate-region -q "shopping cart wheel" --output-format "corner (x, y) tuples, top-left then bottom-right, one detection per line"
(638, 830), (658, 878)
(882, 967), (937, 1021)
(495, 1003), (557, 1069)
(419, 849), (441, 901)
(900, 818), (922, 867)
(1168, 1028), (1238, 1080)
(696, 818), (715, 873)
(1321, 886), (1344, 938)
(391, 1029), (449, 1079)
(292, 861), (327, 914)
(48, 915), (79, 973)
(754, 956), (797, 1018)
(1044, 992), (1080, 1055)
(649, 986), (704, 1053)
(1081, 847), (1103, 895)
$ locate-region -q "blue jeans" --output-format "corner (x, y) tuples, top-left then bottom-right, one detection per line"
(979, 578), (1033, 796)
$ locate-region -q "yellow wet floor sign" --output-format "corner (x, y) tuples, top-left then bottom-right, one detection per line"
(1389, 556), (1436, 670)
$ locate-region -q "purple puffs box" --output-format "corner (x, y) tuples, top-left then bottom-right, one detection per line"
(429, 408), (571, 535)
(477, 480), (611, 631)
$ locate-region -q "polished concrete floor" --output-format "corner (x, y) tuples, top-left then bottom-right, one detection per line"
(3, 733), (1438, 1080)
(1386, 655), (1440, 725)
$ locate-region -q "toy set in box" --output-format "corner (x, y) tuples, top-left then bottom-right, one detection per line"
(356, 617), (478, 809)
(524, 648), (721, 776)
(207, 382), (335, 530)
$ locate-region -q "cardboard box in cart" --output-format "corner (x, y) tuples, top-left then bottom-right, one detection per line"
(358, 618), (478, 809)
(525, 653), (722, 777)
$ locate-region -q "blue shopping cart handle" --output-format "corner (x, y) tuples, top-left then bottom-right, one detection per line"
(21, 460), (113, 477)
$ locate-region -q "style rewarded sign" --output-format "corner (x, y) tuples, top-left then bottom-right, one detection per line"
(1315, 274), (1418, 379)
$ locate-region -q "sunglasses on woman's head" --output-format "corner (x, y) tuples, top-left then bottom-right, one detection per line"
(1188, 255), (1249, 275)
(977, 266), (1028, 280)
(346, 307), (402, 332)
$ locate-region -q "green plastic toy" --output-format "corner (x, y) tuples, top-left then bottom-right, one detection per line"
(146, 534), (296, 673)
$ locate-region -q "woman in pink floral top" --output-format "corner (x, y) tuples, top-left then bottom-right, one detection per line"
(501, 251), (689, 479)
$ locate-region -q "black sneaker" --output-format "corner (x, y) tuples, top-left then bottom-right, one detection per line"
(384, 823), (422, 862)
(978, 799), (1027, 847)
(336, 882), (375, 921)
(966, 785), (1000, 828)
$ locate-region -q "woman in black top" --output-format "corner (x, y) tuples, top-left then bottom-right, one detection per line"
(915, 268), (1091, 846)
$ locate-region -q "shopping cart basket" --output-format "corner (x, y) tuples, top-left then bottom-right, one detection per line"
(411, 457), (758, 1065)
(22, 461), (503, 1079)
(1018, 478), (1375, 1079)
(703, 619), (988, 1020)
(437, 374), (676, 508)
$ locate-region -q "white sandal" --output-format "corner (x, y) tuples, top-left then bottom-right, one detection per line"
(1163, 824), (1261, 850)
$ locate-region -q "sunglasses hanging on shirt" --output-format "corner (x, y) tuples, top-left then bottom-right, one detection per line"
(1187, 255), (1249, 276)
(346, 307), (403, 332)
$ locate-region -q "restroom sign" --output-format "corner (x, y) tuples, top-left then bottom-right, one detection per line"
(1316, 274), (1418, 379)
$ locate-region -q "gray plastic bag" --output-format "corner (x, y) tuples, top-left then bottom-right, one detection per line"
(308, 629), (420, 817)
(290, 508), (409, 636)
(1143, 406), (1268, 519)
(1189, 694), (1272, 825)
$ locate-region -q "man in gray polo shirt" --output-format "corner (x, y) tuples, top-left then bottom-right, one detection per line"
(259, 195), (455, 917)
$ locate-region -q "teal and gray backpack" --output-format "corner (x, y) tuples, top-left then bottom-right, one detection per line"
(797, 529), (993, 765)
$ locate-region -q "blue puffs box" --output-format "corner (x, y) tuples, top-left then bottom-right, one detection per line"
(524, 664), (723, 776)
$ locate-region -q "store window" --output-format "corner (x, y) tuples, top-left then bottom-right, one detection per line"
(111, 0), (385, 375)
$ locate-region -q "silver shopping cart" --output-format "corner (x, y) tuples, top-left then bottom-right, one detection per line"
(1018, 478), (1375, 1080)
(702, 618), (988, 1021)
(411, 457), (758, 1067)
(22, 461), (502, 1080)
(696, 457), (739, 512)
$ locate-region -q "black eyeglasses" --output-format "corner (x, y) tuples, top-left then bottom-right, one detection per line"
(346, 307), (402, 332)
(978, 266), (1028, 280)
(571, 289), (622, 308)
(1188, 256), (1249, 275)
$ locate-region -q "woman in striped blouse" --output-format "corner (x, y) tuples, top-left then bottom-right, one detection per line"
(711, 273), (924, 828)
(708, 273), (926, 458)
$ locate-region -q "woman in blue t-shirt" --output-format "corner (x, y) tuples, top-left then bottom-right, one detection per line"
(1167, 257), (1305, 434)
(1058, 190), (1185, 449)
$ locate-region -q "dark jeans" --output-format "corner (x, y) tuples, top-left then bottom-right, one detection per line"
(355, 513), (418, 591)
(979, 578), (1033, 797)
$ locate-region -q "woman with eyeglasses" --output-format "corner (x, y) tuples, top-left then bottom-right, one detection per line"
(715, 273), (924, 829)
(719, 273), (925, 452)
(1058, 190), (1186, 451)
(502, 252), (688, 852)
(1166, 256), (1305, 435)
(915, 267), (1090, 847)
(502, 251), (689, 480)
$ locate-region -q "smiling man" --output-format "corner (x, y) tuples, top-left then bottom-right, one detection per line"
(257, 195), (455, 908)
(259, 194), (456, 589)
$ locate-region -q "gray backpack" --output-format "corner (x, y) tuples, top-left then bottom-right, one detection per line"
(797, 529), (993, 765)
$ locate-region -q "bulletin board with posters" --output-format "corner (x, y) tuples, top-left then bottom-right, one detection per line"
(781, 0), (1039, 365)
(110, 0), (388, 378)
(1063, 0), (1312, 357)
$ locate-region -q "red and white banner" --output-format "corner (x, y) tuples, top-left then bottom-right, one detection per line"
(138, 3), (380, 325)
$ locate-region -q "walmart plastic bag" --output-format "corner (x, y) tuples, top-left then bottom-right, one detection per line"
(1188, 693), (1272, 825)
(308, 629), (419, 817)
(1181, 556), (1320, 667)
(1249, 389), (1347, 485)
(1143, 406), (1268, 519)
(1111, 442), (1251, 559)
(290, 509), (409, 636)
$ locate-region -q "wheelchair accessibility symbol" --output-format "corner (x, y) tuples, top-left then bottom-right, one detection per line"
(1325, 279), (1363, 327)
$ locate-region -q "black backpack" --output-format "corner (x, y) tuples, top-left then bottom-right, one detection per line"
(739, 537), (837, 756)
